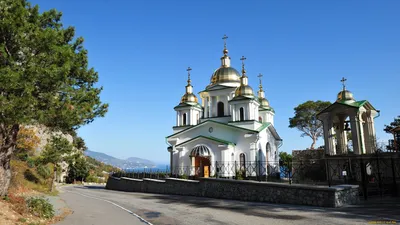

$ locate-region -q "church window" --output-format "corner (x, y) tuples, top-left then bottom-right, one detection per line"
(217, 102), (224, 117)
(259, 116), (263, 123)
(183, 113), (187, 126)
(266, 142), (271, 161)
(239, 107), (244, 121)
(239, 153), (245, 168)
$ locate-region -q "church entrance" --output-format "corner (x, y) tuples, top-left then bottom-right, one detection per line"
(194, 157), (211, 178)
(190, 145), (212, 178)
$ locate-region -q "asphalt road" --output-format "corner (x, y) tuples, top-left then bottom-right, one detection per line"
(56, 185), (400, 225)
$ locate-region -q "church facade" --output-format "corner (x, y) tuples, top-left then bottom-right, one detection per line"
(166, 36), (282, 178)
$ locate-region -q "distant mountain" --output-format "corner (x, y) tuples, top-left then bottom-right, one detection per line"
(84, 150), (156, 170)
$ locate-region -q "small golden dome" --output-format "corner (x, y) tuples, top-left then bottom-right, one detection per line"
(259, 97), (270, 108)
(337, 90), (355, 102)
(235, 85), (254, 97)
(180, 93), (198, 103)
(210, 67), (241, 85)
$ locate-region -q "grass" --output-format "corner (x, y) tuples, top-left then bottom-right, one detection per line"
(10, 160), (54, 194)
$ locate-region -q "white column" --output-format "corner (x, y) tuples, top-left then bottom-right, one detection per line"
(232, 105), (236, 121)
(246, 105), (250, 120)
(204, 98), (208, 118)
(350, 113), (366, 155)
(176, 111), (179, 126)
(189, 109), (193, 125)
(208, 96), (212, 118)
(322, 118), (336, 155)
(364, 111), (376, 153)
(336, 115), (347, 154)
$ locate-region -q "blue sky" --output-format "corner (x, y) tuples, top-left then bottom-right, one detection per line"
(32, 0), (400, 163)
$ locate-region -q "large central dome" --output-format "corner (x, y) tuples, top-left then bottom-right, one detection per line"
(210, 67), (241, 85)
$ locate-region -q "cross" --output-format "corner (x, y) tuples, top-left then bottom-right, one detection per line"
(240, 56), (247, 67)
(187, 67), (192, 82)
(258, 73), (263, 84)
(222, 34), (228, 49)
(340, 77), (347, 90)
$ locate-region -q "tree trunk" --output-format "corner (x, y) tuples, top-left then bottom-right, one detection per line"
(0, 154), (12, 197)
(51, 169), (56, 192)
(0, 124), (20, 197)
(310, 137), (317, 150)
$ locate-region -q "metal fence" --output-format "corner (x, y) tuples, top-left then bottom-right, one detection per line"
(109, 152), (400, 199)
(325, 152), (400, 199)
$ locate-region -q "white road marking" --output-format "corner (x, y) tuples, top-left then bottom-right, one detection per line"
(65, 189), (153, 225)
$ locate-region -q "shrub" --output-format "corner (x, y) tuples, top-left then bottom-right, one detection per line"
(27, 157), (36, 168)
(16, 152), (29, 161)
(86, 175), (99, 183)
(37, 165), (52, 179)
(26, 197), (54, 219)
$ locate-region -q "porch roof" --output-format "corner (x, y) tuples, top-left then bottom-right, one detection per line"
(175, 135), (235, 147)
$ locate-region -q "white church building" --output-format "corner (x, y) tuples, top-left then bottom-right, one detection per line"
(166, 36), (282, 178)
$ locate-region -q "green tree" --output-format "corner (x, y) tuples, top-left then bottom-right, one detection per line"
(279, 152), (293, 172)
(289, 100), (331, 149)
(0, 0), (108, 196)
(40, 136), (73, 191)
(66, 154), (89, 183)
(383, 116), (400, 151)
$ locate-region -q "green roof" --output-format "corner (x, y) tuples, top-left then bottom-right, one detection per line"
(257, 122), (271, 132)
(174, 102), (203, 110)
(166, 120), (258, 139)
(318, 100), (376, 115)
(175, 135), (235, 147)
(166, 120), (276, 139)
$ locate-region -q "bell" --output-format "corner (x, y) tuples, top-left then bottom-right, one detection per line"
(344, 121), (351, 131)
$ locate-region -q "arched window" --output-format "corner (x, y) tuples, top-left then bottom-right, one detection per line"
(182, 113), (187, 126)
(266, 142), (271, 161)
(239, 107), (244, 121)
(196, 114), (199, 124)
(217, 102), (224, 117)
(239, 153), (245, 168)
(259, 116), (263, 123)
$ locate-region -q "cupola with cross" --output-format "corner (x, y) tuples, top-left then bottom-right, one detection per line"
(257, 73), (275, 125)
(229, 56), (260, 122)
(174, 67), (203, 131)
(317, 77), (379, 155)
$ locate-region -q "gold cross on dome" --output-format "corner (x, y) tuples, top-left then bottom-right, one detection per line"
(340, 77), (347, 90)
(240, 56), (247, 66)
(257, 73), (263, 84)
(222, 34), (228, 49)
(187, 67), (192, 83)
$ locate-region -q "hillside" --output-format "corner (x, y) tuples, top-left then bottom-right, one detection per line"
(84, 150), (155, 170)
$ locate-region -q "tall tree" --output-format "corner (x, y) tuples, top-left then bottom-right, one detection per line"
(289, 100), (331, 149)
(0, 0), (108, 196)
(383, 116), (400, 151)
(40, 135), (74, 191)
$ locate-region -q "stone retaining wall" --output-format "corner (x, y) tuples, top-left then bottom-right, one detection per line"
(106, 177), (359, 207)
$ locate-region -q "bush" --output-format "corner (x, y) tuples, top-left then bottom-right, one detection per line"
(37, 165), (52, 179)
(16, 152), (29, 161)
(86, 175), (99, 183)
(26, 197), (54, 219)
(27, 157), (36, 168)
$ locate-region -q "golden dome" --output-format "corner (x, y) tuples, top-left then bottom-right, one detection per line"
(210, 67), (241, 85)
(180, 92), (198, 103)
(259, 97), (270, 108)
(234, 85), (254, 97)
(337, 90), (355, 102)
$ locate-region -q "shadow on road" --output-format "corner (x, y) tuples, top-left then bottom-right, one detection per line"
(136, 193), (400, 222)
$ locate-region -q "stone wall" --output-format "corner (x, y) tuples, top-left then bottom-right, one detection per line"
(292, 149), (326, 183)
(106, 176), (359, 207)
